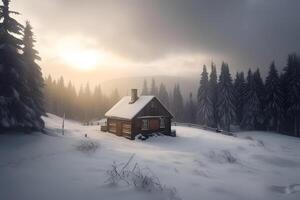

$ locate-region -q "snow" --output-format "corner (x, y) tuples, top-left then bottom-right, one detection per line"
(105, 96), (155, 119)
(1, 114), (300, 200)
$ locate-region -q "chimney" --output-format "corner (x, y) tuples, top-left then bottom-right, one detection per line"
(129, 89), (138, 104)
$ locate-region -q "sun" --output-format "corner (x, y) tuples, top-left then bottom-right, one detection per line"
(60, 48), (99, 70)
(57, 36), (102, 70)
(56, 36), (127, 71)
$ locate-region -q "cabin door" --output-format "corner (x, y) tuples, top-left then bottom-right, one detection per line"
(149, 119), (159, 131)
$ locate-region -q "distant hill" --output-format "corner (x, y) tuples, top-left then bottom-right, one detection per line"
(100, 75), (199, 101)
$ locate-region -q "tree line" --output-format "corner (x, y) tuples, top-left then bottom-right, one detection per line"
(0, 0), (44, 131)
(44, 76), (120, 122)
(195, 55), (300, 137)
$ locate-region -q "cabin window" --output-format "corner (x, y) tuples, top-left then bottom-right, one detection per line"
(141, 119), (149, 130)
(160, 118), (165, 128)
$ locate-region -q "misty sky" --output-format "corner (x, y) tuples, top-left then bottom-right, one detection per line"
(12, 0), (300, 85)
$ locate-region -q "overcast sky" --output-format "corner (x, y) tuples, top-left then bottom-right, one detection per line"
(12, 0), (300, 85)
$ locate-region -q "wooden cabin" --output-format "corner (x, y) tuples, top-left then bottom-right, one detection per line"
(104, 89), (173, 139)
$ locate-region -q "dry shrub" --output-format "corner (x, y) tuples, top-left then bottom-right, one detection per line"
(106, 155), (181, 200)
(208, 150), (237, 164)
(75, 139), (99, 154)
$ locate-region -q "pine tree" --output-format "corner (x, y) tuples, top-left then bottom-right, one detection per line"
(172, 84), (184, 122)
(197, 65), (212, 126)
(110, 88), (120, 106)
(241, 69), (263, 130)
(22, 21), (45, 119)
(208, 62), (218, 127)
(77, 85), (85, 120)
(141, 79), (149, 95)
(44, 75), (53, 113)
(93, 84), (105, 118)
(253, 69), (265, 129)
(150, 78), (158, 96)
(50, 78), (59, 114)
(264, 62), (283, 132)
(184, 93), (196, 123)
(56, 76), (66, 117)
(65, 81), (77, 119)
(233, 72), (246, 125)
(282, 54), (300, 136)
(158, 83), (169, 108)
(217, 62), (235, 132)
(0, 0), (41, 130)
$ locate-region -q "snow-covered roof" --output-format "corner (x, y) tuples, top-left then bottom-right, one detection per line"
(105, 96), (155, 120)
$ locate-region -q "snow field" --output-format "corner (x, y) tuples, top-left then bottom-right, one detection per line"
(0, 114), (300, 200)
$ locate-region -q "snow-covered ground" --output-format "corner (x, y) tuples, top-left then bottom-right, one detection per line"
(1, 114), (300, 200)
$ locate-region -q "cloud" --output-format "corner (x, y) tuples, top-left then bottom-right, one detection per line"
(13, 0), (300, 75)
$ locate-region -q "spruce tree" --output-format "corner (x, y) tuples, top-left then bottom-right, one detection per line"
(22, 21), (45, 119)
(253, 69), (265, 129)
(217, 62), (235, 132)
(184, 93), (196, 123)
(77, 85), (85, 120)
(208, 63), (218, 127)
(233, 72), (246, 125)
(241, 69), (263, 130)
(141, 79), (149, 95)
(65, 81), (77, 119)
(197, 65), (212, 126)
(84, 83), (92, 121)
(93, 85), (105, 118)
(56, 76), (66, 117)
(44, 75), (53, 113)
(282, 54), (300, 136)
(158, 83), (169, 108)
(172, 84), (184, 122)
(150, 78), (158, 96)
(0, 0), (41, 130)
(264, 62), (283, 132)
(110, 88), (120, 105)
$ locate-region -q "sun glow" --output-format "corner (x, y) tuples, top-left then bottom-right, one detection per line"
(61, 48), (99, 70)
(56, 35), (129, 71)
(57, 36), (105, 70)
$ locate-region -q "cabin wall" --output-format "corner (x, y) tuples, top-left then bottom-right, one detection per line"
(132, 117), (171, 137)
(131, 98), (173, 137)
(107, 118), (133, 139)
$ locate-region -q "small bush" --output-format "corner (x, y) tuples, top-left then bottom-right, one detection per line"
(208, 150), (237, 164)
(222, 150), (237, 163)
(75, 139), (99, 154)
